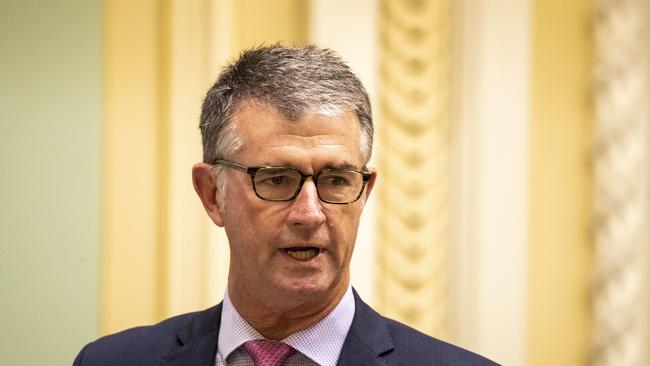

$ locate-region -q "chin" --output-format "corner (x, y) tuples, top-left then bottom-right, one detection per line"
(276, 276), (335, 300)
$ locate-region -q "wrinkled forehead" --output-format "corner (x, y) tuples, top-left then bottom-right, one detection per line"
(230, 100), (365, 163)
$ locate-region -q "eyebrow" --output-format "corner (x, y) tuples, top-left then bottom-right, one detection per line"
(322, 163), (360, 171)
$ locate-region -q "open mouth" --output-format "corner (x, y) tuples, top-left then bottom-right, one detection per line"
(283, 247), (321, 261)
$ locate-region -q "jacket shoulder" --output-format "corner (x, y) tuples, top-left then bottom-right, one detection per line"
(73, 309), (210, 366)
(383, 317), (500, 366)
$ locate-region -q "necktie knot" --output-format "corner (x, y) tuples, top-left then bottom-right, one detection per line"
(243, 339), (296, 366)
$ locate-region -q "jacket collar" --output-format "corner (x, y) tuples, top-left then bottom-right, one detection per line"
(337, 289), (394, 365)
(160, 289), (395, 366)
(161, 304), (222, 366)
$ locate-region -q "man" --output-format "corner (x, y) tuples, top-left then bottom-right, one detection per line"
(74, 45), (497, 366)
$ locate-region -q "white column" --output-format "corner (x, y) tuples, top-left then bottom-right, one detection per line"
(452, 0), (530, 364)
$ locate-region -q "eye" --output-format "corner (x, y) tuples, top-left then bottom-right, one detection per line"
(321, 174), (351, 186)
(259, 174), (292, 186)
(269, 176), (285, 185)
(328, 176), (345, 185)
(255, 168), (300, 188)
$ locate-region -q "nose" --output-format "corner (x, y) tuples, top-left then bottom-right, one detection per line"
(286, 178), (326, 229)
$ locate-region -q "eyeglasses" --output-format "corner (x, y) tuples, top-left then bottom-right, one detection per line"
(213, 159), (371, 204)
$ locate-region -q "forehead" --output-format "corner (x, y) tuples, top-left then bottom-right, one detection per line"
(233, 102), (363, 171)
(231, 101), (364, 167)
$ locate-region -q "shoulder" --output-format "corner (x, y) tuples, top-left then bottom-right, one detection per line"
(349, 290), (499, 365)
(73, 307), (217, 366)
(382, 317), (499, 366)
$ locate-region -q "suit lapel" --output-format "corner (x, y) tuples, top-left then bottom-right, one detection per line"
(161, 304), (222, 366)
(158, 291), (394, 366)
(337, 290), (394, 365)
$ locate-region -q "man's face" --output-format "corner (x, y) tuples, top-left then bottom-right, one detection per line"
(219, 101), (375, 308)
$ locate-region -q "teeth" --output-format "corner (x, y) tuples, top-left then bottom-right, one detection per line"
(285, 248), (319, 261)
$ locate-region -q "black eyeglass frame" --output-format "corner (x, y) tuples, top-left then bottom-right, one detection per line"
(213, 159), (372, 204)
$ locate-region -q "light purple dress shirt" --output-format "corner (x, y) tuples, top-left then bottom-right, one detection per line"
(214, 287), (355, 366)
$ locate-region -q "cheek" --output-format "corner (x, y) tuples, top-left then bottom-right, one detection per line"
(326, 209), (362, 256)
(225, 225), (255, 263)
(223, 200), (264, 261)
(223, 200), (286, 263)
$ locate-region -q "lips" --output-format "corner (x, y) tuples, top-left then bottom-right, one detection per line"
(283, 247), (321, 261)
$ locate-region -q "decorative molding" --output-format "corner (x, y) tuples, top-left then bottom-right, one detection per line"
(376, 0), (452, 338)
(591, 0), (650, 365)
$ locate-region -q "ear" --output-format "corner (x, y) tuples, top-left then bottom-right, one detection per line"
(192, 163), (224, 227)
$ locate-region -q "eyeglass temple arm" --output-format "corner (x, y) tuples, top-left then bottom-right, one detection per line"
(213, 159), (250, 173)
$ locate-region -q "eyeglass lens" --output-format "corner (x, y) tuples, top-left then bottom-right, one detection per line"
(253, 168), (364, 203)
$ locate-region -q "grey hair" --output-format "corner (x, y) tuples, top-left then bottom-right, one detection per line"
(199, 44), (374, 204)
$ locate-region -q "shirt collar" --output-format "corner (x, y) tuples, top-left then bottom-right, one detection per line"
(217, 287), (356, 366)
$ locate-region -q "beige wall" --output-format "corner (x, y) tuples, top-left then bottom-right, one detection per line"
(234, 0), (309, 49)
(102, 0), (168, 333)
(529, 0), (592, 364)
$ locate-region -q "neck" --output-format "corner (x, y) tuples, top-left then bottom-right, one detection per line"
(228, 279), (349, 340)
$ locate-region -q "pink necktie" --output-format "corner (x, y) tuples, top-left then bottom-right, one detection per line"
(243, 340), (296, 366)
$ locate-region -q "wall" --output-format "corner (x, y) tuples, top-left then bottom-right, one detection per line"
(529, 0), (592, 364)
(0, 1), (102, 364)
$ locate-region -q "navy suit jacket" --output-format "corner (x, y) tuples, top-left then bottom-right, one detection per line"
(74, 291), (498, 365)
